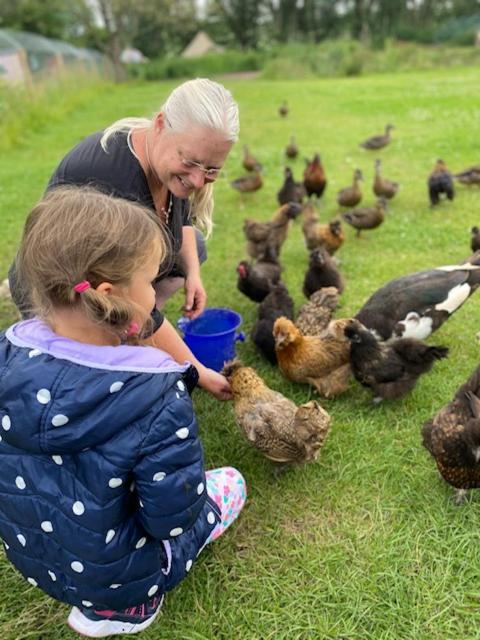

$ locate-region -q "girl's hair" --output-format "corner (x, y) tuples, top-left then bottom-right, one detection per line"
(17, 186), (169, 340)
(100, 78), (240, 238)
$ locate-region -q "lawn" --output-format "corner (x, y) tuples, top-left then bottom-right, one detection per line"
(1, 67), (480, 640)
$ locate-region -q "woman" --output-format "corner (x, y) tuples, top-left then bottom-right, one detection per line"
(10, 78), (239, 400)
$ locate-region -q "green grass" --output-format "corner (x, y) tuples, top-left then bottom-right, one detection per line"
(2, 67), (480, 639)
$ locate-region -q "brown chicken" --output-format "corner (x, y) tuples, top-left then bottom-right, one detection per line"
(242, 145), (261, 172)
(223, 360), (331, 468)
(304, 153), (327, 199)
(422, 365), (480, 504)
(302, 218), (345, 255)
(373, 159), (399, 200)
(337, 169), (363, 208)
(285, 136), (298, 159)
(273, 317), (352, 397)
(244, 202), (301, 261)
(296, 287), (340, 336)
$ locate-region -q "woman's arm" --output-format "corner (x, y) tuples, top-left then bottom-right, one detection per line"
(178, 226), (207, 319)
(146, 318), (232, 401)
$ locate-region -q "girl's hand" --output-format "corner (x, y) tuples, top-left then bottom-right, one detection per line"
(198, 367), (232, 401)
(184, 274), (207, 320)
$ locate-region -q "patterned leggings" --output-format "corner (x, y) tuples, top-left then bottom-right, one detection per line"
(205, 466), (247, 543)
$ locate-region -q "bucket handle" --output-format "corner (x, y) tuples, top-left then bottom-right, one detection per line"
(177, 317), (189, 334)
(235, 331), (246, 343)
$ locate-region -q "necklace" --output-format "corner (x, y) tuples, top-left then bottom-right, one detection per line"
(145, 130), (173, 225)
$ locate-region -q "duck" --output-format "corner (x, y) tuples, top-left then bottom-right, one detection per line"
(373, 159), (399, 200)
(304, 153), (327, 199)
(242, 145), (261, 172)
(342, 198), (386, 238)
(355, 251), (480, 341)
(231, 164), (263, 193)
(360, 124), (394, 150)
(337, 168), (363, 208)
(454, 165), (480, 186)
(428, 159), (454, 206)
(471, 226), (480, 253)
(285, 136), (298, 159)
(279, 101), (289, 117)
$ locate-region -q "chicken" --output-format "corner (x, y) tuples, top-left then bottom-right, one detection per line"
(285, 136), (298, 159)
(428, 159), (454, 206)
(355, 252), (480, 341)
(273, 317), (352, 397)
(373, 159), (399, 200)
(422, 366), (480, 504)
(251, 283), (295, 363)
(471, 226), (480, 253)
(337, 169), (363, 208)
(244, 202), (301, 261)
(231, 165), (263, 193)
(236, 259), (281, 303)
(360, 124), (394, 150)
(277, 167), (306, 206)
(242, 145), (261, 172)
(303, 248), (345, 298)
(304, 153), (327, 199)
(342, 198), (386, 238)
(344, 319), (448, 403)
(302, 219), (345, 255)
(454, 165), (480, 186)
(279, 101), (289, 117)
(296, 287), (340, 336)
(222, 360), (331, 467)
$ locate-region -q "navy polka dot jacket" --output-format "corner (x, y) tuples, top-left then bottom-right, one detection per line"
(0, 319), (220, 610)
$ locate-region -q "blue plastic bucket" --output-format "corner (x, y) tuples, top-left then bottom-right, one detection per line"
(177, 307), (245, 372)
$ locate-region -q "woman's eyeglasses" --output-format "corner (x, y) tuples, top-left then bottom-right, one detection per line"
(179, 155), (221, 180)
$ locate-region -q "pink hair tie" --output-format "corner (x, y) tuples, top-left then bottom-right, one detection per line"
(126, 322), (140, 337)
(73, 280), (91, 293)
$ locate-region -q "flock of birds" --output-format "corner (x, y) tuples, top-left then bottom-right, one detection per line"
(221, 101), (480, 502)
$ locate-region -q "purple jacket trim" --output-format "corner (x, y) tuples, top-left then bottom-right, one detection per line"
(6, 318), (190, 374)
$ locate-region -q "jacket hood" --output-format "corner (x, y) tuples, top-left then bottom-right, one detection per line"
(0, 319), (190, 454)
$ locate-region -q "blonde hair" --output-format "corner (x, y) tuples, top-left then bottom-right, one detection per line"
(17, 187), (169, 340)
(100, 78), (239, 238)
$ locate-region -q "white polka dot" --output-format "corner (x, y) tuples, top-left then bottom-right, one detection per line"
(2, 415), (11, 431)
(48, 570), (56, 581)
(169, 527), (183, 537)
(207, 511), (216, 525)
(186, 559), (193, 572)
(52, 414), (69, 427)
(197, 482), (204, 495)
(72, 501), (85, 516)
(28, 349), (42, 358)
(129, 481), (135, 492)
(0, 435), (2, 442)
(135, 537), (146, 549)
(71, 561), (84, 573)
(109, 381), (124, 393)
(105, 529), (115, 544)
(175, 428), (189, 440)
(27, 577), (37, 587)
(176, 392), (180, 399)
(108, 478), (123, 488)
(148, 585), (158, 597)
(52, 455), (63, 465)
(139, 499), (144, 508)
(3, 542), (9, 550)
(17, 534), (26, 547)
(36, 389), (51, 404)
(153, 471), (166, 482)
(109, 583), (121, 589)
(82, 600), (93, 607)
(41, 521), (53, 533)
(177, 380), (185, 392)
(15, 476), (26, 490)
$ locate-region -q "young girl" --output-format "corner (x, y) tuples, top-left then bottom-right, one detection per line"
(0, 187), (246, 638)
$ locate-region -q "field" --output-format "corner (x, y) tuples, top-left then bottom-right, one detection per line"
(1, 67), (480, 639)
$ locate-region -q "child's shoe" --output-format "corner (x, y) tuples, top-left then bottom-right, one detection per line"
(67, 595), (163, 638)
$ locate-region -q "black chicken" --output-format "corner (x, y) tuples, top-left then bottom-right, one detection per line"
(422, 366), (480, 504)
(236, 259), (281, 303)
(251, 283), (295, 363)
(344, 319), (448, 402)
(277, 167), (305, 206)
(303, 248), (344, 298)
(428, 159), (454, 206)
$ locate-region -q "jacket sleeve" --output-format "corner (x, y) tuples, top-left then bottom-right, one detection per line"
(133, 386), (207, 541)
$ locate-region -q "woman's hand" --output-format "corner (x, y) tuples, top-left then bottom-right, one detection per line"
(197, 366), (233, 401)
(184, 273), (207, 319)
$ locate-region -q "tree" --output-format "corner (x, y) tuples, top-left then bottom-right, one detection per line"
(0, 0), (77, 39)
(213, 0), (262, 49)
